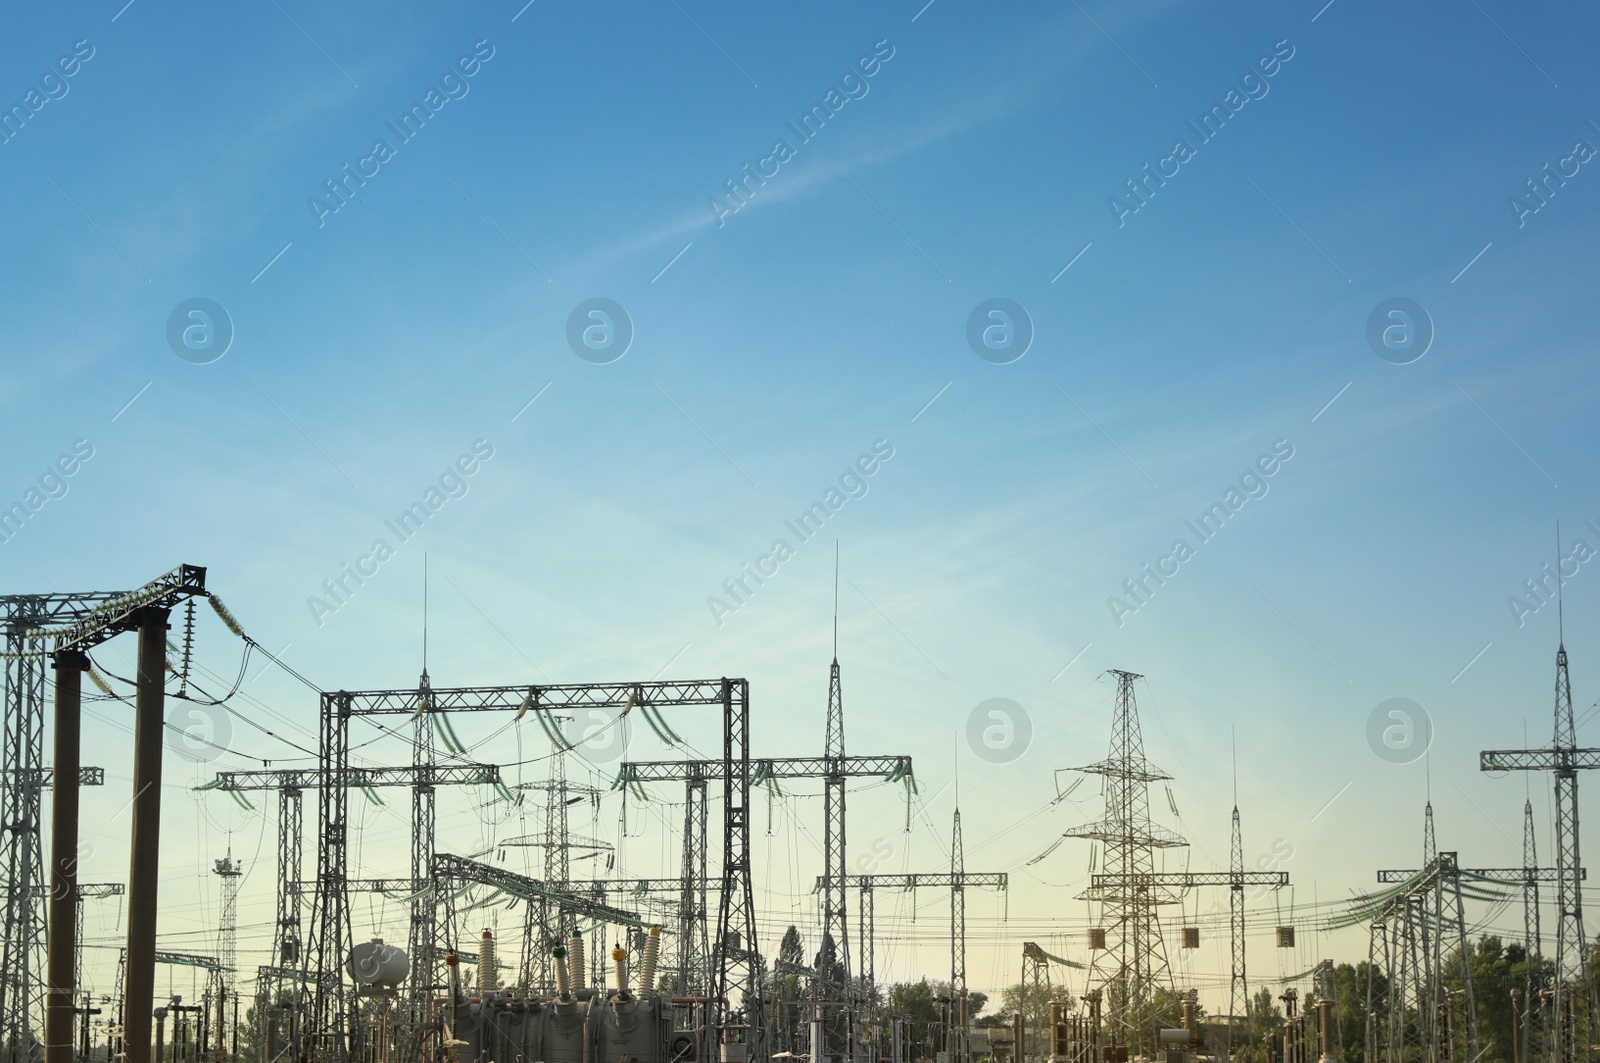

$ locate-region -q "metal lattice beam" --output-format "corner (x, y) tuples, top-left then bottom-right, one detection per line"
(617, 755), (911, 784)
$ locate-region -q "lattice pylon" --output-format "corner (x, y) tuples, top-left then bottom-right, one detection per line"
(1068, 671), (1186, 1054)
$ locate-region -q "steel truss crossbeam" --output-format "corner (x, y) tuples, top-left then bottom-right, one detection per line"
(6, 767), (105, 786)
(1088, 870), (1286, 890)
(1377, 867), (1578, 884)
(432, 853), (642, 926)
(617, 755), (912, 784)
(1480, 749), (1600, 771)
(213, 763), (501, 791)
(19, 566), (207, 651)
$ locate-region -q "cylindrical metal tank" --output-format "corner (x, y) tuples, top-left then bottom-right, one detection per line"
(348, 938), (410, 986)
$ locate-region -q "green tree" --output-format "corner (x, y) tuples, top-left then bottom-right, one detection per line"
(887, 979), (944, 1061)
(1328, 960), (1384, 1063)
(1230, 986), (1283, 1063)
(770, 925), (807, 1056)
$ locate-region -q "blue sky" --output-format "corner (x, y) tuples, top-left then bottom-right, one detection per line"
(4, 0), (1600, 1026)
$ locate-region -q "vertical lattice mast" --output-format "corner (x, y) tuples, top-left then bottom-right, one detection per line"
(524, 749), (572, 990)
(1552, 638), (1590, 1063)
(214, 853), (240, 979)
(214, 852), (241, 1050)
(952, 809), (967, 1063)
(1522, 799), (1546, 1062)
(822, 554), (851, 989)
(681, 775), (709, 992)
(1228, 807), (1247, 1041)
(407, 669), (437, 1060)
(1422, 801), (1436, 865)
(1421, 797), (1441, 1058)
(822, 653), (848, 979)
(0, 598), (57, 1055)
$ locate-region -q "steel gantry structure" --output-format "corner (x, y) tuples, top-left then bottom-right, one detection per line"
(2, 581), (143, 1057)
(302, 678), (764, 1063)
(616, 749), (913, 1058)
(21, 564), (210, 1063)
(1375, 803), (1574, 1063)
(1019, 942), (1084, 1063)
(1361, 851), (1490, 1063)
(1481, 636), (1600, 1063)
(616, 647), (913, 1063)
(430, 851), (643, 944)
(613, 753), (915, 963)
(822, 817), (1010, 1063)
(205, 760), (502, 1052)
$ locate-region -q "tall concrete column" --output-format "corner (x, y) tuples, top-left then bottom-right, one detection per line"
(122, 607), (170, 1063)
(45, 649), (88, 1063)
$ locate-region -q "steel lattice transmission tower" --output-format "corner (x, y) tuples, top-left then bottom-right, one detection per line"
(1481, 636), (1600, 1063)
(1067, 670), (1187, 1052)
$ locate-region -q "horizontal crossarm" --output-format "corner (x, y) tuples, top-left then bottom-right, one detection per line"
(327, 679), (735, 716)
(1481, 748), (1600, 771)
(619, 754), (912, 785)
(211, 763), (501, 791)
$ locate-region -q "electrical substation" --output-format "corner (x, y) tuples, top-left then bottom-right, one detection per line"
(2, 563), (1594, 1063)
